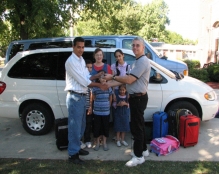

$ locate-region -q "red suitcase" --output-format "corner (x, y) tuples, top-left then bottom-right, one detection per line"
(179, 115), (200, 147)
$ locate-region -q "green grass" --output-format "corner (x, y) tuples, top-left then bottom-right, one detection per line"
(0, 158), (219, 174)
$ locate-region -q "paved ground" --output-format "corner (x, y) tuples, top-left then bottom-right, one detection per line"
(0, 116), (219, 162)
(0, 67), (218, 161)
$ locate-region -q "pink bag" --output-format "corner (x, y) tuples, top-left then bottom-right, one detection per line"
(150, 135), (180, 156)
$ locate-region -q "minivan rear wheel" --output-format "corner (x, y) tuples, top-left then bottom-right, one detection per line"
(22, 103), (53, 135)
(167, 101), (199, 117)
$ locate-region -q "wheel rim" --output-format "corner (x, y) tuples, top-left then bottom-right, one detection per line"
(26, 110), (45, 131)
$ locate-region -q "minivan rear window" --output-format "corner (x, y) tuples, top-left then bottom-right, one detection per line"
(8, 53), (58, 80)
(9, 44), (24, 60)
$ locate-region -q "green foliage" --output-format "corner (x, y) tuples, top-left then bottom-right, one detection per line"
(163, 30), (198, 45)
(207, 64), (219, 82)
(183, 59), (200, 69)
(76, 0), (170, 40)
(183, 60), (209, 82)
(189, 68), (210, 82)
(0, 0), (197, 57)
(139, 0), (170, 41)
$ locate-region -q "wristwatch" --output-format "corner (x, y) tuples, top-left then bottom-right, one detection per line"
(112, 75), (116, 80)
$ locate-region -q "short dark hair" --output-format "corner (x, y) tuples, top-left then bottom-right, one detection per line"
(85, 59), (92, 65)
(73, 37), (84, 46)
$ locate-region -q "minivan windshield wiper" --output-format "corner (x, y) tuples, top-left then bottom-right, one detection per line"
(170, 70), (184, 80)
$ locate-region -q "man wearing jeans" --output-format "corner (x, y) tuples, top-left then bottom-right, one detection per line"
(103, 36), (151, 167)
(65, 37), (105, 165)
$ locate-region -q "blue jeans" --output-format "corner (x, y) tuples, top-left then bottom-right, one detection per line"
(66, 93), (86, 156)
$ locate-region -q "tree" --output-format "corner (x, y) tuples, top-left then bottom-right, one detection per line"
(0, 0), (104, 55)
(138, 0), (170, 41)
(163, 30), (198, 45)
(75, 0), (170, 41)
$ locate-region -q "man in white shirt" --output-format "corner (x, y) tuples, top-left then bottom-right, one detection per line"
(65, 37), (106, 165)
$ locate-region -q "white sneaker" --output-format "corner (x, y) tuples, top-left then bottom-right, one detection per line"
(125, 156), (145, 167)
(121, 141), (128, 146)
(143, 150), (149, 157)
(80, 141), (86, 149)
(85, 142), (92, 148)
(130, 150), (149, 157)
(117, 141), (121, 147)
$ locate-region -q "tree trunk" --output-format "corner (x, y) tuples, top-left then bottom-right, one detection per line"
(20, 14), (28, 40)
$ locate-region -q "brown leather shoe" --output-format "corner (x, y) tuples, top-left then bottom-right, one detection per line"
(68, 153), (84, 165)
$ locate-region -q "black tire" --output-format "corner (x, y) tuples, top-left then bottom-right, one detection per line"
(22, 103), (53, 135)
(167, 101), (199, 117)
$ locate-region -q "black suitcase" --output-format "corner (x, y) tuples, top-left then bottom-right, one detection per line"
(55, 118), (68, 150)
(167, 109), (191, 138)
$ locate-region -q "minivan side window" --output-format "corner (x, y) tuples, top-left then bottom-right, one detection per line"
(8, 53), (58, 80)
(28, 41), (72, 50)
(122, 39), (153, 59)
(85, 40), (93, 47)
(122, 39), (132, 50)
(57, 52), (72, 80)
(110, 53), (135, 66)
(9, 44), (24, 60)
(95, 39), (116, 48)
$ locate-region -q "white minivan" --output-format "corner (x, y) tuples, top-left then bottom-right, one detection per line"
(0, 47), (218, 135)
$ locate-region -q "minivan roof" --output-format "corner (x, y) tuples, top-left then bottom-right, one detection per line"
(9, 35), (141, 43)
(9, 37), (74, 44)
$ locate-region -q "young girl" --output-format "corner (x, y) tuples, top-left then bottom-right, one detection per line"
(111, 49), (130, 94)
(92, 70), (113, 151)
(113, 84), (130, 147)
(111, 49), (130, 142)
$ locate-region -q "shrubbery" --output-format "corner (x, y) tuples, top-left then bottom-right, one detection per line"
(183, 60), (219, 82)
(207, 64), (219, 82)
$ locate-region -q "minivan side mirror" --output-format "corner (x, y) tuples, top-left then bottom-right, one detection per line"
(150, 72), (163, 83)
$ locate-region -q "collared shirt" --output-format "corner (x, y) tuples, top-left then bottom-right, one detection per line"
(64, 53), (91, 93)
(111, 62), (130, 90)
(111, 62), (130, 77)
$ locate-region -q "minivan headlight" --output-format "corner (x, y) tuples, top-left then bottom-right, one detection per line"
(204, 91), (216, 101)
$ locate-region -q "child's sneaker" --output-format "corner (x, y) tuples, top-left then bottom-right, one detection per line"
(117, 141), (121, 147)
(85, 142), (92, 148)
(121, 141), (128, 146)
(125, 156), (145, 167)
(80, 141), (86, 149)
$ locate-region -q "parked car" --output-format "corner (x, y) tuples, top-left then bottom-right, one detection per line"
(0, 47), (217, 135)
(5, 35), (188, 75)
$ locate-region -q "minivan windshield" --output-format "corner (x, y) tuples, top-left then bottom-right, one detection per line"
(145, 39), (162, 57)
(150, 60), (176, 79)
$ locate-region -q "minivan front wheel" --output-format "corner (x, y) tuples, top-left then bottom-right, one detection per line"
(22, 103), (53, 135)
(167, 101), (199, 118)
